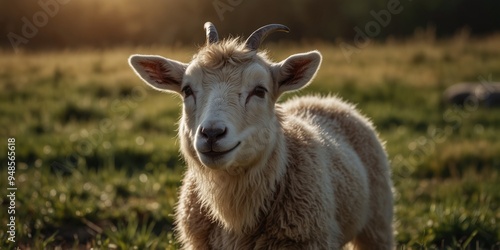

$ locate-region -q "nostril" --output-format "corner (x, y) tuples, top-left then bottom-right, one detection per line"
(200, 126), (227, 141)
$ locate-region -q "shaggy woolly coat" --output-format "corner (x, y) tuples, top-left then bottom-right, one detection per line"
(129, 28), (394, 249)
(176, 96), (393, 249)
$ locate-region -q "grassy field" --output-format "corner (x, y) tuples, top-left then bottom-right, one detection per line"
(1, 34), (500, 249)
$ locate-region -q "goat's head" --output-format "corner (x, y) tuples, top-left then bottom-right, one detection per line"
(129, 22), (321, 171)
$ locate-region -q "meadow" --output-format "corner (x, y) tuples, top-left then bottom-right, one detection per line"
(1, 34), (499, 249)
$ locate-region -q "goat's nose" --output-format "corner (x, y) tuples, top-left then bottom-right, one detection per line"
(200, 126), (227, 142)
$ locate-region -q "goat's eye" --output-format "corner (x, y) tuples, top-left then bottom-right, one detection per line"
(252, 86), (267, 98)
(182, 86), (193, 98)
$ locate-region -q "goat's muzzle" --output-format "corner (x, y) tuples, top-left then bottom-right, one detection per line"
(195, 122), (241, 167)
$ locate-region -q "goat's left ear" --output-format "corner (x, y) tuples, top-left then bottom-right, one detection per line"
(272, 50), (322, 95)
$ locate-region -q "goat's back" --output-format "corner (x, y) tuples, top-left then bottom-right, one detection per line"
(279, 95), (393, 246)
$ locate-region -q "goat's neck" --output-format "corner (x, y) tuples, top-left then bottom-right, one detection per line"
(192, 123), (287, 234)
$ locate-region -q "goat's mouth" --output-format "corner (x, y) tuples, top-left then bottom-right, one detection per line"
(199, 142), (241, 159)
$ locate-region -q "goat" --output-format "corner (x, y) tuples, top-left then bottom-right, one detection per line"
(129, 22), (394, 249)
(443, 82), (500, 107)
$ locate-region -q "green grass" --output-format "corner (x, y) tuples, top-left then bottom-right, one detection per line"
(1, 36), (500, 249)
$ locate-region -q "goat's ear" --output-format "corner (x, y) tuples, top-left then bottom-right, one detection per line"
(128, 55), (187, 94)
(272, 51), (322, 95)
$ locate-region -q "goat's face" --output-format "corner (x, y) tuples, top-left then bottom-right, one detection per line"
(179, 58), (278, 170)
(129, 33), (321, 172)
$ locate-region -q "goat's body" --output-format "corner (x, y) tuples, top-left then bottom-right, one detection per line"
(176, 96), (393, 249)
(443, 82), (500, 107)
(129, 22), (393, 249)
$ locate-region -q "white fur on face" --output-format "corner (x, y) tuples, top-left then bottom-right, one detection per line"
(180, 61), (279, 171)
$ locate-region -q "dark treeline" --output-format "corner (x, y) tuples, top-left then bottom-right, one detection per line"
(1, 0), (499, 51)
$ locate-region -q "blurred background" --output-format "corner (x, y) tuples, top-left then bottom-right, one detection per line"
(1, 0), (499, 249)
(2, 0), (500, 50)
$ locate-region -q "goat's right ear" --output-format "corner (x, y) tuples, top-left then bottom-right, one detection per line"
(128, 55), (187, 94)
